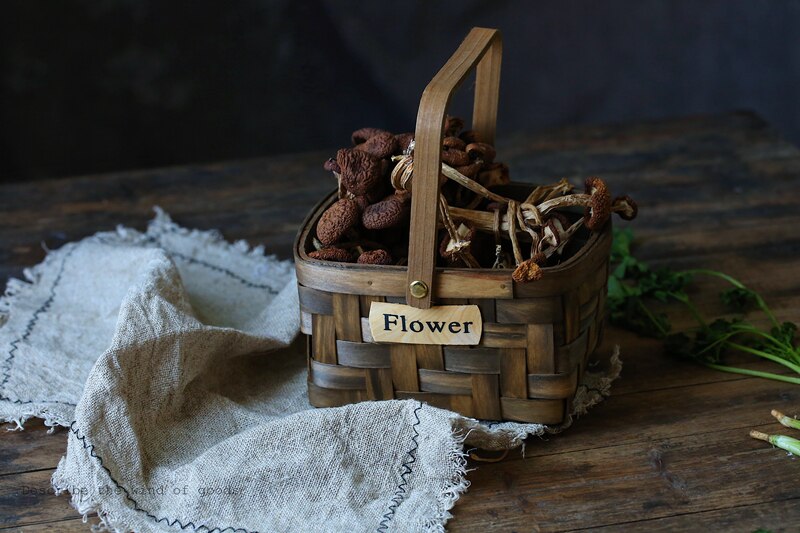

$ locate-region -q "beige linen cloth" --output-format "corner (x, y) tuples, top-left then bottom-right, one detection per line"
(0, 209), (619, 532)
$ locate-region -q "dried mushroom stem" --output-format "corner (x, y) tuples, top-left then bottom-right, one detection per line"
(540, 218), (584, 259)
(390, 155), (509, 205)
(438, 194), (481, 268)
(524, 178), (574, 205)
(534, 194), (592, 217)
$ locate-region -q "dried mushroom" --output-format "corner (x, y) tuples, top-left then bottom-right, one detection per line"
(352, 127), (390, 145)
(612, 195), (638, 220)
(357, 249), (393, 265)
(309, 246), (352, 262)
(312, 117), (638, 285)
(362, 192), (411, 230)
(316, 198), (360, 245)
(355, 131), (397, 159)
(394, 133), (415, 153)
(444, 115), (464, 137)
(512, 253), (546, 283)
(336, 148), (382, 195)
(465, 142), (496, 164)
(441, 148), (470, 167)
(583, 176), (612, 230)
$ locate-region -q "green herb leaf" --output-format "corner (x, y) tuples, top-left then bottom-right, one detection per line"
(609, 229), (799, 385)
(720, 286), (757, 312)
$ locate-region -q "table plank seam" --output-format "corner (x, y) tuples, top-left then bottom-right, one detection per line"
(557, 494), (800, 532)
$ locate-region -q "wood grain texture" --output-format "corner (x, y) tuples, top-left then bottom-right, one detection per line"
(310, 313), (336, 364)
(407, 27), (501, 308)
(332, 293), (361, 342)
(2, 112), (800, 531)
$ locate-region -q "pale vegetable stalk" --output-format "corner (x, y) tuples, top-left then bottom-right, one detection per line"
(771, 409), (800, 430)
(750, 430), (800, 455)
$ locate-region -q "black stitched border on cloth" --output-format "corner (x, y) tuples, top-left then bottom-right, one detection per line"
(69, 421), (257, 533)
(0, 394), (76, 407)
(377, 401), (424, 533)
(145, 226), (281, 294)
(91, 231), (281, 294)
(0, 244), (79, 409)
(2, 223), (282, 409)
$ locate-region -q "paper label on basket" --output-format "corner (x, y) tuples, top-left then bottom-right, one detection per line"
(368, 302), (482, 345)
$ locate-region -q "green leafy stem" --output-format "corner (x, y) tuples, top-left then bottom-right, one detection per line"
(608, 228), (800, 384)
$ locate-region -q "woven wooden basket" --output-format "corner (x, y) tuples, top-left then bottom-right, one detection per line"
(294, 28), (611, 424)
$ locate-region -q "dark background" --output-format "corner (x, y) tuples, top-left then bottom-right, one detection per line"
(3, 0), (799, 183)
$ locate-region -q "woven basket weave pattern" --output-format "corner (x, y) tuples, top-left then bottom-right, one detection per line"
(296, 211), (610, 424)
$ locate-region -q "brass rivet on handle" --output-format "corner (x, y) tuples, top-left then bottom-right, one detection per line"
(409, 280), (429, 299)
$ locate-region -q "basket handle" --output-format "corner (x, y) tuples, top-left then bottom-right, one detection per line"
(406, 27), (502, 308)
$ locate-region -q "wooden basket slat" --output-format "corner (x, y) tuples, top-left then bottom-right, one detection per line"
(419, 369), (473, 395)
(359, 295), (385, 317)
(300, 310), (312, 335)
(579, 264), (609, 304)
(471, 374), (502, 420)
(311, 314), (337, 364)
(296, 255), (514, 299)
(298, 285), (333, 315)
(443, 347), (501, 374)
(360, 318), (374, 342)
(499, 348), (528, 398)
(556, 329), (590, 373)
(527, 368), (579, 400)
(335, 340), (391, 368)
(332, 293), (362, 342)
(480, 323), (527, 348)
(310, 359), (366, 389)
(526, 324), (556, 374)
(365, 368), (394, 400)
(580, 294), (600, 322)
(308, 381), (364, 406)
(495, 296), (563, 324)
(389, 345), (421, 391)
(471, 298), (496, 322)
(500, 397), (564, 425)
(415, 344), (445, 371)
(579, 311), (596, 335)
(562, 289), (582, 344)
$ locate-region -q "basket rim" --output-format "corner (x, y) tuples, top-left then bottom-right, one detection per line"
(293, 184), (612, 299)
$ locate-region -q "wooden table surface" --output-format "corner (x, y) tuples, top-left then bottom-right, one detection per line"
(1, 111), (799, 532)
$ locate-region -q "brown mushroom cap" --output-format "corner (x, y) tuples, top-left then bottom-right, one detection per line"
(309, 246), (353, 262)
(454, 161), (483, 179)
(612, 195), (638, 220)
(394, 133), (414, 153)
(512, 253), (546, 283)
(355, 131), (397, 159)
(465, 142), (496, 164)
(442, 136), (466, 151)
(583, 176), (612, 231)
(357, 249), (393, 265)
(444, 115), (465, 137)
(459, 130), (481, 144)
(351, 127), (390, 145)
(441, 148), (470, 167)
(362, 192), (411, 230)
(336, 148), (382, 196)
(316, 198), (360, 245)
